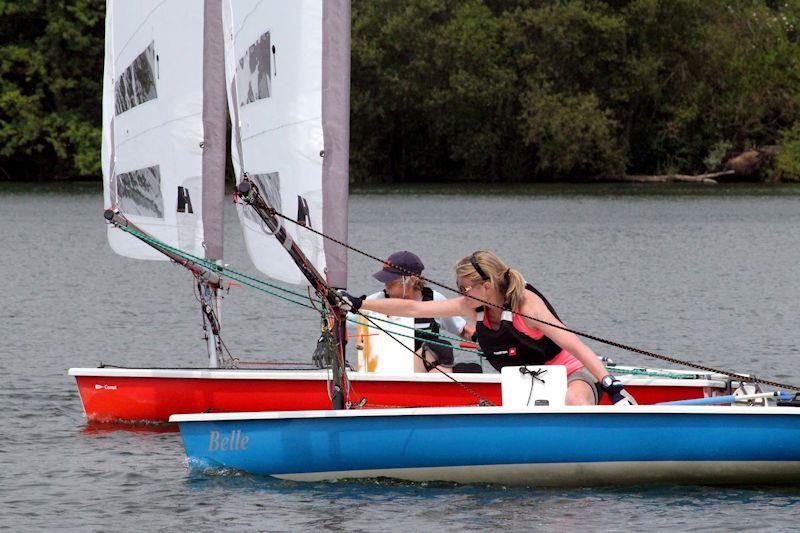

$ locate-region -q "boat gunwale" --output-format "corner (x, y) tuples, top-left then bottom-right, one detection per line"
(170, 404), (800, 423)
(67, 367), (730, 387)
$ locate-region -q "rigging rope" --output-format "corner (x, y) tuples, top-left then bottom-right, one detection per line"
(115, 224), (482, 356)
(611, 368), (710, 380)
(258, 207), (800, 393)
(191, 279), (236, 368)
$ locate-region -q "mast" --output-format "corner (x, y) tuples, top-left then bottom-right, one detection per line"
(321, 0), (351, 289)
(200, 0), (227, 368)
(236, 179), (347, 409)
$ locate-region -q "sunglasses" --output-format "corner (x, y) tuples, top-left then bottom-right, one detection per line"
(457, 281), (481, 294)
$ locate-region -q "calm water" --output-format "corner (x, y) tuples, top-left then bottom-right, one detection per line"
(2, 182), (800, 530)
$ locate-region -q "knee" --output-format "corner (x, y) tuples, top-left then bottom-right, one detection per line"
(565, 381), (595, 406)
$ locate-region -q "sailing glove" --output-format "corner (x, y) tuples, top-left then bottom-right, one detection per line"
(599, 375), (638, 406)
(335, 290), (364, 313)
(312, 334), (328, 368)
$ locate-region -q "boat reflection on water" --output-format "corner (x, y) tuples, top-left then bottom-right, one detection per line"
(80, 420), (179, 435)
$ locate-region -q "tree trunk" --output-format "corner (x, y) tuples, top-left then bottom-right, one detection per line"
(593, 170), (733, 184)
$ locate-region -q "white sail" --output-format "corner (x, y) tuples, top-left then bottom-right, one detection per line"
(102, 0), (206, 261)
(223, 0), (349, 286)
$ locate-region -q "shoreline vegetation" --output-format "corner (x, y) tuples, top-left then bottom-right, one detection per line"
(4, 180), (800, 200)
(1, 1), (799, 184)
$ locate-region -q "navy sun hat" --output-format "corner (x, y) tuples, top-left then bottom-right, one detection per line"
(373, 251), (425, 283)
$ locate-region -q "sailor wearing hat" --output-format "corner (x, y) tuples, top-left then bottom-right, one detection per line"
(367, 251), (476, 373)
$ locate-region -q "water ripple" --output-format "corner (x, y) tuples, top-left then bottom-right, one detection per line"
(3, 186), (800, 530)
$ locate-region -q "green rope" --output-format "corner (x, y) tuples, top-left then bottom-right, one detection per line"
(345, 317), (481, 354)
(611, 367), (702, 379)
(115, 224), (482, 356)
(118, 225), (319, 301)
(350, 312), (475, 348)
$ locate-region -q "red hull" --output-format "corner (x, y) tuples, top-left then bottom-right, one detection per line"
(71, 369), (725, 423)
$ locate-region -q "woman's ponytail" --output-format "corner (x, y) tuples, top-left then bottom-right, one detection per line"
(504, 268), (526, 311)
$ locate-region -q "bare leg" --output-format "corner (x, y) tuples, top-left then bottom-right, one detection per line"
(413, 348), (427, 373)
(565, 380), (596, 406)
(413, 347), (454, 373)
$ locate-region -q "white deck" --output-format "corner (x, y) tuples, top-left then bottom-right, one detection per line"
(170, 404), (800, 423)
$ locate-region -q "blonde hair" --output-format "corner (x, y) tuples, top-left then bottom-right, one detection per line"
(392, 274), (426, 291)
(455, 250), (526, 311)
(400, 275), (426, 292)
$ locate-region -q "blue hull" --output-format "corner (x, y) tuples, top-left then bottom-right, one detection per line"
(174, 407), (800, 486)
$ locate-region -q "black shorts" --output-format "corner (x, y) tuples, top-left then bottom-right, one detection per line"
(422, 341), (454, 367)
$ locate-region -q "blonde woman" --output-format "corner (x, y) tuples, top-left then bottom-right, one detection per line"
(338, 250), (635, 406)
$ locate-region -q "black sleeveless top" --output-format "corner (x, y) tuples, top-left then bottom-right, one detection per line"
(475, 283), (564, 371)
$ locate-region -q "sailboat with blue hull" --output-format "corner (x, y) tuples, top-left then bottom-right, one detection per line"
(75, 7), (800, 497)
(173, 404), (800, 486)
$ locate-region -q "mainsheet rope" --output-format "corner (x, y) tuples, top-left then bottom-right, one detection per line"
(260, 206), (800, 392)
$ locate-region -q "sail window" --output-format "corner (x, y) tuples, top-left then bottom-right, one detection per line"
(116, 165), (165, 218)
(177, 186), (194, 214)
(115, 41), (158, 114)
(297, 196), (312, 227)
(237, 32), (271, 105)
(243, 172), (280, 224)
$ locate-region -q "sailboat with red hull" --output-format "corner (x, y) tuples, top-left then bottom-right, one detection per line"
(70, 0), (738, 425)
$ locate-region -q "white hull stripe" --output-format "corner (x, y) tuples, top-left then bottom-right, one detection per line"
(67, 367), (728, 387)
(173, 404), (800, 422)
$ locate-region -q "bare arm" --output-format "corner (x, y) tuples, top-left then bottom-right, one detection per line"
(361, 295), (475, 321)
(460, 323), (476, 340)
(518, 294), (608, 382)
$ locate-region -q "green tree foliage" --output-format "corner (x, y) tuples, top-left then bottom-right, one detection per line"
(0, 0), (798, 181)
(508, 1), (628, 178)
(617, 0), (800, 175)
(0, 0), (104, 180)
(350, 0), (800, 182)
(776, 121), (800, 181)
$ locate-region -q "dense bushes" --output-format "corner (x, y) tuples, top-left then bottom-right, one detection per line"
(1, 0), (798, 182)
(0, 0), (104, 180)
(350, 0), (800, 182)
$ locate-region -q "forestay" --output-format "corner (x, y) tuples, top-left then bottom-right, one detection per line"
(223, 0), (349, 286)
(101, 0), (208, 261)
